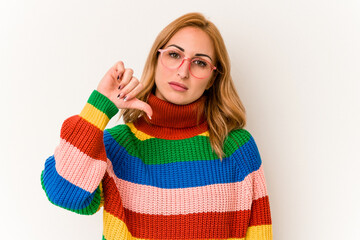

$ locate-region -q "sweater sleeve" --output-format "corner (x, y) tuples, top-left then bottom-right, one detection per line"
(231, 130), (273, 239)
(40, 90), (119, 215)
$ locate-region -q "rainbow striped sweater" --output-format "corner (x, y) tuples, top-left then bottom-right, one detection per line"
(41, 90), (273, 239)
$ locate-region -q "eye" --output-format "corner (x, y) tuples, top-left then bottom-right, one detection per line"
(168, 51), (181, 59)
(193, 59), (208, 68)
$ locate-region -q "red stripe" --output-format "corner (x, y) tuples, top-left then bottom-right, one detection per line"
(249, 196), (272, 226)
(103, 173), (127, 222)
(60, 115), (107, 161)
(123, 208), (250, 239)
(134, 117), (208, 140)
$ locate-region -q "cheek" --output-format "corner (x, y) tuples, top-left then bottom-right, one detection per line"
(196, 78), (212, 91)
(155, 61), (170, 84)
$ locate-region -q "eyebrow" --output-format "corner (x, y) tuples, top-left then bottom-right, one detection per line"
(166, 44), (213, 62)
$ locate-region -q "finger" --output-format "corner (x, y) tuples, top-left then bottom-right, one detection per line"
(125, 98), (153, 119)
(115, 61), (125, 81)
(123, 81), (143, 102)
(121, 77), (141, 100)
(119, 68), (133, 87)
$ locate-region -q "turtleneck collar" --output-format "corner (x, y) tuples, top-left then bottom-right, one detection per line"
(133, 93), (208, 140)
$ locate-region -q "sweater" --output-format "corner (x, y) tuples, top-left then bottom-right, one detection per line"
(41, 90), (273, 240)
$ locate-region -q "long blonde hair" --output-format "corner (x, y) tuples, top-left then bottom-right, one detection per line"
(119, 12), (246, 160)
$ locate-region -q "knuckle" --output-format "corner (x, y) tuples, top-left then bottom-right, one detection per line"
(126, 93), (132, 99)
(132, 76), (139, 81)
(131, 76), (138, 83)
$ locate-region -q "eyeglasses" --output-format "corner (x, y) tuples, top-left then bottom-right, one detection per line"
(158, 48), (217, 79)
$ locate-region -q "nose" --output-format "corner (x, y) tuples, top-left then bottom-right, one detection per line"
(177, 58), (191, 79)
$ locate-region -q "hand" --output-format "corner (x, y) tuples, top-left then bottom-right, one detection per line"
(97, 61), (153, 119)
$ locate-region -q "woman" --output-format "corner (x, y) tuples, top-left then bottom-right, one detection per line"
(41, 12), (273, 239)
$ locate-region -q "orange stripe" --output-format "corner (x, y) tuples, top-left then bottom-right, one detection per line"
(60, 115), (107, 161)
(102, 173), (127, 222)
(103, 210), (272, 240)
(122, 208), (250, 239)
(249, 196), (272, 226)
(133, 117), (208, 140)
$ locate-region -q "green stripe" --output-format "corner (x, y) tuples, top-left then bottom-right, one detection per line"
(40, 171), (102, 215)
(106, 125), (252, 164)
(87, 90), (119, 119)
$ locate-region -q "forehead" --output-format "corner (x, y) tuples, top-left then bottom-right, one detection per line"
(165, 27), (214, 57)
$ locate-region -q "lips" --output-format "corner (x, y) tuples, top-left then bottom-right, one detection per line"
(169, 81), (188, 90)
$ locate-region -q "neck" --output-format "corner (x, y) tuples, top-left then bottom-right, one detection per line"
(133, 93), (208, 140)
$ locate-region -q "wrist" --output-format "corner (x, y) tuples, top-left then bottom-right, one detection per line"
(79, 90), (119, 131)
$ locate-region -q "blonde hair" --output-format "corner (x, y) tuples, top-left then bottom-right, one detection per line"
(119, 12), (246, 161)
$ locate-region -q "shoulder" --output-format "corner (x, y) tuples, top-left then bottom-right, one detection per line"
(224, 128), (253, 153)
(104, 123), (134, 141)
(225, 128), (262, 169)
(227, 128), (253, 143)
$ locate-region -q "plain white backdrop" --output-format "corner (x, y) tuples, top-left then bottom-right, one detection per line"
(1, 0), (359, 239)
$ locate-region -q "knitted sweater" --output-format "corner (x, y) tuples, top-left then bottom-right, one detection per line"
(41, 90), (273, 240)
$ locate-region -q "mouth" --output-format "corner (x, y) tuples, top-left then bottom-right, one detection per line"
(169, 82), (188, 91)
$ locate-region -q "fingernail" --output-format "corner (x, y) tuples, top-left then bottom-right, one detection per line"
(117, 94), (120, 99)
(123, 96), (127, 101)
(147, 114), (152, 120)
(117, 75), (119, 80)
(118, 85), (122, 90)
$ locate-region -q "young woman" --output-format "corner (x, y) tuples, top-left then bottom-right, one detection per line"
(41, 12), (273, 239)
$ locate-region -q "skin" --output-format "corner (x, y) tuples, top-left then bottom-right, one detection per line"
(154, 26), (216, 105)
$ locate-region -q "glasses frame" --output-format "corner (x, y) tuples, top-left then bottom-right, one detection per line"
(158, 48), (217, 79)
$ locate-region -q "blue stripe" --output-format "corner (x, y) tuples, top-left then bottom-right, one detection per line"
(104, 131), (262, 189)
(42, 155), (96, 210)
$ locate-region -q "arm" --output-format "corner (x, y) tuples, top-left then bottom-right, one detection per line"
(245, 162), (273, 239)
(40, 90), (119, 215)
(231, 130), (273, 239)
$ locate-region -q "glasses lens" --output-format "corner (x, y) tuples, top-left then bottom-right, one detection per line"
(190, 58), (213, 79)
(161, 49), (214, 79)
(161, 49), (184, 69)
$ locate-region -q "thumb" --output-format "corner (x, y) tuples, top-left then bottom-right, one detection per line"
(125, 98), (153, 119)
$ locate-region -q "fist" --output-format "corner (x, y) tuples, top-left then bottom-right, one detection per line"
(97, 61), (152, 119)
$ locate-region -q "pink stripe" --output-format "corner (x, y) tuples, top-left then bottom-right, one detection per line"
(105, 159), (268, 215)
(252, 165), (269, 200)
(54, 138), (107, 193)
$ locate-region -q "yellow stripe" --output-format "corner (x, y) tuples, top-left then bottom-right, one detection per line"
(103, 210), (138, 240)
(245, 224), (273, 239)
(127, 122), (210, 141)
(126, 122), (154, 141)
(79, 103), (109, 130)
(199, 131), (209, 137)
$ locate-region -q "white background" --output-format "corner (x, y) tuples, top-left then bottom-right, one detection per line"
(1, 0), (359, 239)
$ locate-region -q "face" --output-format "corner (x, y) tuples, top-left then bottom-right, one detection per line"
(154, 26), (216, 105)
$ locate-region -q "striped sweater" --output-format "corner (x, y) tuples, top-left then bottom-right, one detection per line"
(41, 90), (273, 239)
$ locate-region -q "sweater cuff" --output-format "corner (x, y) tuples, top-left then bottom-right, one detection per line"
(79, 90), (119, 131)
